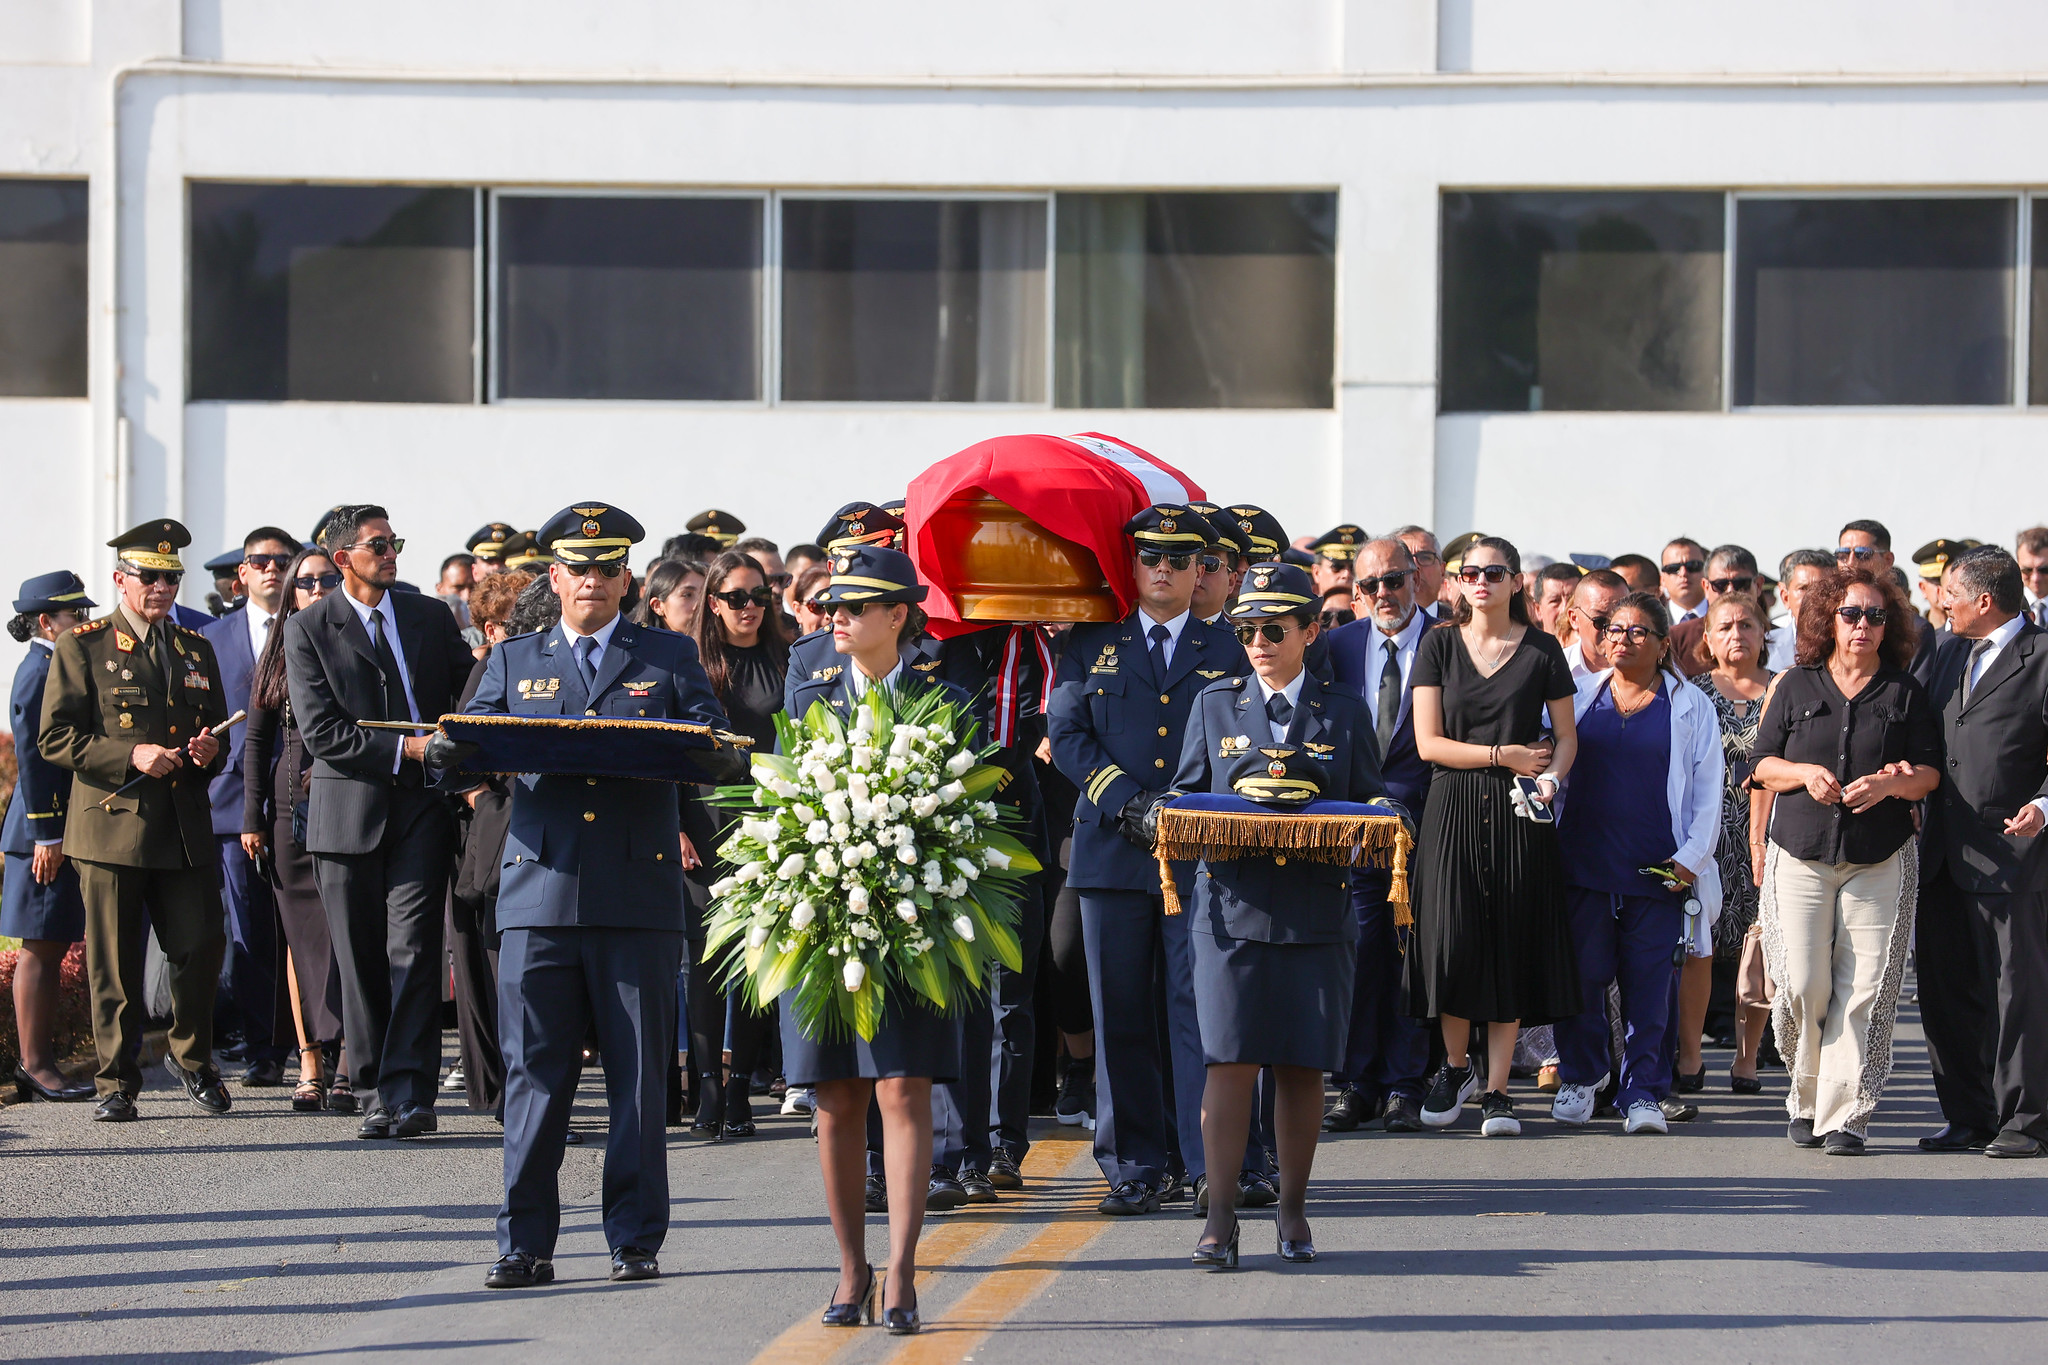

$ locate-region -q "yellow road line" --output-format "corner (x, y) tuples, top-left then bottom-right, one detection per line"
(750, 1134), (1094, 1365)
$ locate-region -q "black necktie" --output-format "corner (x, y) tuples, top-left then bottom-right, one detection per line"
(367, 609), (412, 723)
(1266, 692), (1293, 736)
(152, 624), (177, 703)
(574, 636), (598, 695)
(1148, 622), (1171, 680)
(1963, 637), (1994, 705)
(1376, 637), (1401, 756)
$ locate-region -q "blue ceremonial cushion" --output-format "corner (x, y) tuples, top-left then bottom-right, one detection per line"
(438, 712), (751, 783)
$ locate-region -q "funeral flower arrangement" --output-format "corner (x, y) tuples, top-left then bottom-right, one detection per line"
(705, 684), (1039, 1041)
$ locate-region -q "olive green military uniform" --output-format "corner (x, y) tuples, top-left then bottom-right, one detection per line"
(40, 604), (230, 1095)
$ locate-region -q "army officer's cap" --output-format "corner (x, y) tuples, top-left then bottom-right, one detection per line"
(686, 509), (745, 547)
(541, 503), (645, 566)
(1311, 524), (1368, 563)
(109, 519), (191, 574)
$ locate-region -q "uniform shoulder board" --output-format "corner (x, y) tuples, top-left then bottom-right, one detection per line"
(177, 623), (208, 639)
(73, 619), (108, 635)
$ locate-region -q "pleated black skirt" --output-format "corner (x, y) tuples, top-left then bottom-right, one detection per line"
(1403, 767), (1581, 1025)
(778, 989), (964, 1086)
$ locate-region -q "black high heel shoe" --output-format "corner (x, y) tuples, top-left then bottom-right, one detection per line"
(1190, 1218), (1241, 1270)
(883, 1283), (921, 1336)
(821, 1264), (875, 1327)
(1276, 1226), (1317, 1264)
(13, 1065), (93, 1102)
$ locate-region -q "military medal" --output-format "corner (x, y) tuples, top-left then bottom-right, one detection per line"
(104, 660), (116, 673)
(119, 713), (133, 728)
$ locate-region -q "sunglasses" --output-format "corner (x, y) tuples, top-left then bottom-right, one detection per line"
(1835, 546), (1879, 562)
(344, 537), (405, 558)
(124, 568), (183, 587)
(1234, 622), (1294, 645)
(1836, 605), (1890, 626)
(766, 572), (793, 589)
(832, 601), (881, 618)
(1138, 550), (1195, 572)
(1578, 611), (1613, 633)
(1355, 571), (1409, 596)
(1662, 558), (1706, 575)
(1602, 624), (1664, 644)
(1198, 554), (1225, 574)
(293, 572), (343, 592)
(244, 553), (293, 571)
(1707, 576), (1754, 595)
(1408, 550), (1442, 566)
(1456, 564), (1513, 584)
(713, 585), (776, 609)
(561, 561), (624, 579)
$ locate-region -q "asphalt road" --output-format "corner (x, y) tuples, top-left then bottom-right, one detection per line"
(3, 1001), (2044, 1365)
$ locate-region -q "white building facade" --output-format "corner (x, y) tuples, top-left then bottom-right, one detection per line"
(5, 0), (2048, 658)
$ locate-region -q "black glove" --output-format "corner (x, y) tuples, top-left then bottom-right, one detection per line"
(1117, 789), (1179, 851)
(422, 731), (482, 772)
(690, 736), (753, 787)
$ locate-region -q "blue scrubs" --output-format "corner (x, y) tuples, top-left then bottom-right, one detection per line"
(1555, 686), (1684, 1108)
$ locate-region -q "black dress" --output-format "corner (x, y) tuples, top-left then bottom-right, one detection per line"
(1403, 624), (1582, 1025)
(244, 698), (346, 1042)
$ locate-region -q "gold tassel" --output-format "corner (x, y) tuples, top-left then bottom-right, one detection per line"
(1152, 811), (1414, 925)
(1160, 858), (1182, 915)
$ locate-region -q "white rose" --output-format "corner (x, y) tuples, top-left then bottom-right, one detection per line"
(857, 842), (878, 863)
(746, 923), (769, 950)
(896, 844), (919, 866)
(791, 899), (816, 928)
(708, 875), (738, 898)
(954, 858), (982, 881)
(814, 850), (838, 877)
(735, 860), (768, 884)
(946, 751), (975, 777)
(983, 847), (1012, 871)
(813, 769), (838, 793)
(911, 794), (942, 819)
(952, 914), (975, 942)
(947, 878), (968, 898)
(848, 886), (870, 916)
(793, 802), (818, 824)
(936, 781), (967, 805)
(831, 821), (851, 841)
(895, 900), (919, 923)
(842, 843), (865, 867)
(807, 820), (831, 844)
(842, 959), (867, 991)
(777, 854), (808, 879)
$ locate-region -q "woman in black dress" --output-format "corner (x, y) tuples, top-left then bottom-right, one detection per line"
(1406, 536), (1580, 1137)
(241, 549), (355, 1113)
(686, 551), (793, 1137)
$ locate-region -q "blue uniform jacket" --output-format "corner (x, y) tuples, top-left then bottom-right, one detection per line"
(1170, 672), (1384, 945)
(200, 604), (262, 836)
(1049, 612), (1249, 893)
(466, 619), (730, 932)
(3, 645), (70, 855)
(783, 626), (941, 719)
(1324, 616), (1435, 816)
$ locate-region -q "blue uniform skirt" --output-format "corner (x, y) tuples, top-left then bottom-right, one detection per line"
(779, 989), (964, 1085)
(0, 851), (85, 943)
(1192, 927), (1355, 1071)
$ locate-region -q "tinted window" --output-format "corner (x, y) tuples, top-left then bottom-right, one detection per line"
(0, 179), (89, 398)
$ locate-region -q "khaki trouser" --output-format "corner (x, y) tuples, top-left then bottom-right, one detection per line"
(1762, 844), (1917, 1138)
(76, 860), (225, 1095)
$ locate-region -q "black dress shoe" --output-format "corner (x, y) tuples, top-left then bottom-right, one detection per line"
(93, 1090), (138, 1122)
(1322, 1085), (1369, 1132)
(241, 1057), (287, 1087)
(987, 1151), (1024, 1189)
(1158, 1170), (1189, 1205)
(1920, 1124), (1997, 1152)
(358, 1107), (395, 1139)
(1788, 1117), (1822, 1148)
(165, 1057), (232, 1114)
(393, 1106), (438, 1139)
(864, 1175), (888, 1212)
(1097, 1179), (1161, 1216)
(1382, 1093), (1425, 1133)
(1236, 1170), (1278, 1208)
(1987, 1130), (2046, 1159)
(927, 1165), (967, 1211)
(721, 1119), (757, 1139)
(1731, 1073), (1764, 1094)
(957, 1165), (997, 1203)
(484, 1252), (555, 1289)
(1823, 1130), (1865, 1156)
(610, 1245), (660, 1281)
(13, 1066), (94, 1102)
(1190, 1174), (1209, 1216)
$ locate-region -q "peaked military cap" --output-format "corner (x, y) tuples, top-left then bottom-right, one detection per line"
(467, 522), (516, 560)
(1279, 546), (1317, 569)
(1911, 537), (1980, 579)
(1311, 524), (1368, 562)
(817, 544), (928, 607)
(1566, 553), (1608, 572)
(1221, 505), (1288, 560)
(686, 509), (745, 547)
(1125, 505), (1213, 553)
(501, 532), (551, 572)
(1187, 502), (1249, 558)
(309, 505), (347, 550)
(817, 501), (906, 553)
(1229, 745), (1325, 806)
(108, 518), (191, 573)
(204, 548), (244, 575)
(1441, 531), (1486, 573)
(1229, 562), (1318, 619)
(541, 503), (644, 566)
(880, 499), (909, 548)
(13, 570), (95, 616)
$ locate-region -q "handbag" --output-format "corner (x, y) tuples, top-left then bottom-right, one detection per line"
(1737, 922), (1774, 1009)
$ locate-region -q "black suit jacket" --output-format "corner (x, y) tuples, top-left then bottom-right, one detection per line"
(282, 587), (471, 856)
(1922, 620), (2048, 895)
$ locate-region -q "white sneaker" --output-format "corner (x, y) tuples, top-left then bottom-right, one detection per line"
(1624, 1099), (1669, 1134)
(1550, 1074), (1608, 1126)
(781, 1086), (815, 1116)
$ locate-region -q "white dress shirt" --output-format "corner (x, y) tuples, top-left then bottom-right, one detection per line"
(244, 602), (275, 663)
(1364, 608), (1428, 737)
(1563, 637), (1595, 680)
(1764, 622), (1797, 674)
(848, 659), (904, 699)
(557, 610), (623, 685)
(1254, 667), (1306, 735)
(1137, 608), (1191, 671)
(343, 592), (420, 772)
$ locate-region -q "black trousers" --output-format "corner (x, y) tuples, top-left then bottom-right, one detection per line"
(1988, 887), (2048, 1140)
(448, 897), (504, 1114)
(1916, 872), (1999, 1132)
(312, 789), (454, 1113)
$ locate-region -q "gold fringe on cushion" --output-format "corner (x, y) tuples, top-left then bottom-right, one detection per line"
(1154, 810), (1413, 926)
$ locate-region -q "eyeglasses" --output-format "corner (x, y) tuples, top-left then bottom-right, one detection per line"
(1836, 605), (1890, 626)
(1234, 622), (1293, 645)
(293, 572), (343, 592)
(123, 568), (183, 587)
(1661, 558), (1706, 576)
(1577, 611), (1612, 634)
(713, 585), (776, 609)
(1602, 624), (1664, 644)
(244, 553), (293, 571)
(1456, 564), (1513, 584)
(1355, 571), (1409, 596)
(1407, 550), (1442, 567)
(344, 537), (405, 558)
(1835, 546), (1879, 562)
(804, 597), (829, 614)
(561, 561), (624, 579)
(1707, 576), (1754, 595)
(1138, 550), (1195, 571)
(1198, 554), (1225, 574)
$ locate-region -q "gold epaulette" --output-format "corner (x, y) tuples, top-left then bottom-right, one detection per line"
(176, 623), (207, 639)
(72, 619), (108, 635)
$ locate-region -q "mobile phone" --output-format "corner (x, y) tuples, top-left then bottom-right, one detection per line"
(1512, 775), (1554, 823)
